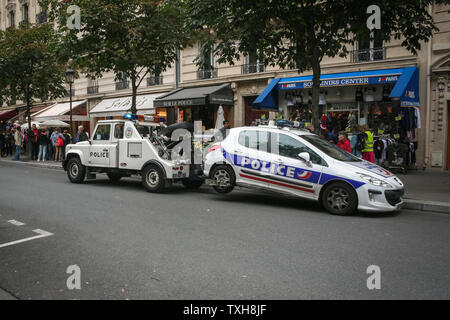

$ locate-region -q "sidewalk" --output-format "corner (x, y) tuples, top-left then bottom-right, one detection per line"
(0, 156), (449, 214)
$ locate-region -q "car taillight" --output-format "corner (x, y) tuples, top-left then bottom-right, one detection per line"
(207, 144), (221, 154)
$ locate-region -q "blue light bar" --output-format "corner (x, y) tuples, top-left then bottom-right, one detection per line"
(123, 113), (138, 120)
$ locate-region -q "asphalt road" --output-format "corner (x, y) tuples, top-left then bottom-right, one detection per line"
(0, 161), (449, 300)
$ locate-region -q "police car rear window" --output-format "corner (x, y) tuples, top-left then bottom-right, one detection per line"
(238, 130), (270, 152)
(302, 135), (361, 162)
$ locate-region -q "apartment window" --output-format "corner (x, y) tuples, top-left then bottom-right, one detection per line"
(87, 79), (99, 94)
(9, 11), (15, 28)
(22, 4), (29, 23)
(353, 29), (385, 63)
(115, 72), (129, 91)
(243, 50), (265, 74)
(198, 43), (217, 79)
(36, 10), (47, 25)
(147, 74), (163, 86)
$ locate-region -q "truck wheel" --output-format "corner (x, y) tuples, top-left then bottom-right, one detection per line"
(67, 157), (86, 184)
(321, 182), (357, 216)
(210, 165), (235, 194)
(142, 165), (165, 193)
(182, 179), (203, 190)
(107, 172), (123, 182)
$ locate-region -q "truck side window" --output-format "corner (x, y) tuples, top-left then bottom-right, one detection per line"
(114, 124), (124, 139)
(93, 124), (111, 141)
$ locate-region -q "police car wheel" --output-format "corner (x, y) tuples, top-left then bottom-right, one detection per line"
(322, 182), (357, 216)
(182, 179), (203, 189)
(142, 165), (165, 193)
(211, 165), (235, 194)
(107, 173), (123, 182)
(67, 158), (86, 184)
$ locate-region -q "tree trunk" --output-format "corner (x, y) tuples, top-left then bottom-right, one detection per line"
(26, 100), (33, 159)
(311, 57), (321, 135)
(130, 75), (137, 115)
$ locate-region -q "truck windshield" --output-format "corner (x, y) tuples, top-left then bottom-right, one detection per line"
(301, 135), (362, 162)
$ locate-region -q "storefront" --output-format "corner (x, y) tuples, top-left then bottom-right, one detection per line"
(0, 109), (18, 130)
(254, 67), (421, 140)
(89, 93), (163, 124)
(153, 84), (234, 130)
(9, 105), (51, 125)
(32, 100), (90, 134)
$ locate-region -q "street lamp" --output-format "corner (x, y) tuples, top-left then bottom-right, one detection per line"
(65, 67), (75, 135)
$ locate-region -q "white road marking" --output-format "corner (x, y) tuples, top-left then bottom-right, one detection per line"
(7, 220), (25, 226)
(0, 229), (54, 249)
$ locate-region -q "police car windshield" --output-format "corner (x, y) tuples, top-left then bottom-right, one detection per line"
(301, 135), (362, 162)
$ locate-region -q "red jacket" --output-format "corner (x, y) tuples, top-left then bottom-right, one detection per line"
(337, 139), (351, 153)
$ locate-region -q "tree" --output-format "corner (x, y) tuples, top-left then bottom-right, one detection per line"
(187, 0), (450, 133)
(0, 22), (67, 154)
(40, 0), (194, 114)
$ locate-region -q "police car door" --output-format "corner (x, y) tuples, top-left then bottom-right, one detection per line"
(89, 123), (111, 167)
(233, 129), (271, 189)
(268, 132), (324, 199)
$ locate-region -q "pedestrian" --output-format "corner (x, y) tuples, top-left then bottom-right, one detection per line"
(54, 128), (65, 162)
(0, 131), (4, 157)
(37, 129), (49, 162)
(361, 125), (375, 163)
(31, 124), (39, 160)
(327, 128), (338, 144)
(62, 129), (72, 161)
(350, 125), (364, 158)
(76, 125), (89, 143)
(14, 126), (23, 161)
(336, 131), (352, 153)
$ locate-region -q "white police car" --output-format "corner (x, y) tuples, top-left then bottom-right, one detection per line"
(204, 123), (404, 216)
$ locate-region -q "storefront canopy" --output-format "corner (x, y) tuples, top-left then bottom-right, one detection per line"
(0, 109), (18, 121)
(90, 93), (163, 118)
(32, 100), (88, 121)
(253, 67), (420, 110)
(153, 84), (234, 108)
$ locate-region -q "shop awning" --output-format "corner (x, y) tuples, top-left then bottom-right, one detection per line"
(32, 100), (88, 121)
(90, 93), (163, 118)
(252, 78), (280, 111)
(389, 66), (420, 107)
(153, 84), (234, 108)
(0, 109), (18, 121)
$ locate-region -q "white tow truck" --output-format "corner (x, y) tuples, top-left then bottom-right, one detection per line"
(63, 117), (204, 192)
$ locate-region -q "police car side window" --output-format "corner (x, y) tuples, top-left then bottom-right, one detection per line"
(238, 130), (270, 152)
(93, 125), (111, 141)
(273, 133), (323, 165)
(114, 124), (124, 139)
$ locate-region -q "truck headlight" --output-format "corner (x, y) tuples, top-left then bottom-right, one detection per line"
(358, 173), (393, 188)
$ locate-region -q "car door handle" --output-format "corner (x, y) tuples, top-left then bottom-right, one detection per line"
(234, 150), (243, 154)
(275, 159), (284, 164)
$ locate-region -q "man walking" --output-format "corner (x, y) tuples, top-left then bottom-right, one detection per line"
(31, 124), (39, 160)
(14, 126), (23, 161)
(76, 125), (89, 143)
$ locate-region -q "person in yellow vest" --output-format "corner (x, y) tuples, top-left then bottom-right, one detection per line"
(361, 125), (375, 163)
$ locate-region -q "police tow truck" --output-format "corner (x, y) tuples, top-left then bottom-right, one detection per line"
(204, 120), (405, 216)
(63, 114), (204, 192)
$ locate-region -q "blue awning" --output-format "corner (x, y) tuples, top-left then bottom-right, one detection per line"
(389, 66), (420, 107)
(252, 78), (280, 111)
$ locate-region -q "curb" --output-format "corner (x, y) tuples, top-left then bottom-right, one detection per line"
(403, 199), (450, 214)
(0, 159), (64, 171)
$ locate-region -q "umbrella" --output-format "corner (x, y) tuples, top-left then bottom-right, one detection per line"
(215, 105), (225, 130)
(20, 121), (42, 130)
(39, 119), (70, 127)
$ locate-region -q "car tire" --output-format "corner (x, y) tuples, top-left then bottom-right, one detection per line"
(210, 165), (235, 194)
(182, 179), (204, 190)
(322, 182), (358, 216)
(142, 165), (165, 193)
(107, 172), (123, 182)
(67, 157), (86, 184)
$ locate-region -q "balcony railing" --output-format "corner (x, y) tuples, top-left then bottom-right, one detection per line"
(36, 11), (48, 25)
(198, 69), (217, 80)
(87, 85), (99, 95)
(115, 81), (129, 91)
(351, 47), (386, 63)
(242, 63), (265, 74)
(147, 76), (163, 86)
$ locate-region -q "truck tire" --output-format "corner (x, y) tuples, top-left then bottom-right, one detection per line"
(210, 165), (235, 194)
(107, 172), (123, 182)
(67, 157), (86, 184)
(142, 165), (165, 193)
(321, 182), (358, 216)
(182, 179), (203, 190)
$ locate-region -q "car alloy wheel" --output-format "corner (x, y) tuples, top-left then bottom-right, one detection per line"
(327, 187), (350, 211)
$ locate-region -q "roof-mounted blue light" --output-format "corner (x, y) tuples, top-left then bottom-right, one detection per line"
(275, 119), (305, 129)
(123, 113), (138, 120)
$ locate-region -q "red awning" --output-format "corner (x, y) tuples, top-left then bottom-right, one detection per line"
(0, 109), (18, 121)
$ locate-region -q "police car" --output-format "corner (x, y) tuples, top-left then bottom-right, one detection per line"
(204, 121), (404, 216)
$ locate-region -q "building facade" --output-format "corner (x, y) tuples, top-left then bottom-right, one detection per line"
(1, 0), (449, 170)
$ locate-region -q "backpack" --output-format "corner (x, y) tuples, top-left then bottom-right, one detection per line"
(355, 133), (365, 151)
(57, 136), (64, 147)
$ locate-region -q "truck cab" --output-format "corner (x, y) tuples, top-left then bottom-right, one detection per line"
(63, 119), (203, 192)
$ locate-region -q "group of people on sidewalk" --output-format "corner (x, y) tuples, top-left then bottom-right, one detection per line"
(323, 124), (375, 163)
(0, 124), (90, 162)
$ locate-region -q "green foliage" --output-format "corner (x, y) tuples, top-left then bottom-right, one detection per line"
(39, 0), (195, 114)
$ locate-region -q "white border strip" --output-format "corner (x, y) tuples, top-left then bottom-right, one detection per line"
(0, 229), (53, 249)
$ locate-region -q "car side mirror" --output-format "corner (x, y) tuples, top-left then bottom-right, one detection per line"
(298, 152), (312, 166)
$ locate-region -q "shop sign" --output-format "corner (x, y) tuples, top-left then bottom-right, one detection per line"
(158, 98), (206, 107)
(279, 75), (399, 90)
(327, 103), (359, 112)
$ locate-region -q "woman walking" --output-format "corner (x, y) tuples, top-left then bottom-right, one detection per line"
(37, 129), (49, 162)
(54, 128), (65, 162)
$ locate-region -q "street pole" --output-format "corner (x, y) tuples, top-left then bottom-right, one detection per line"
(69, 82), (73, 136)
